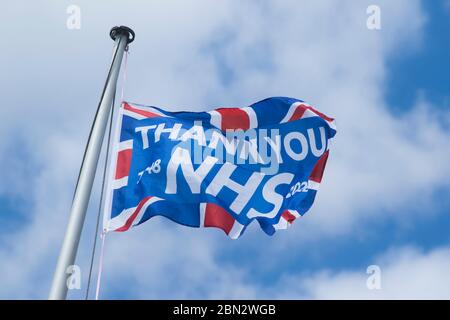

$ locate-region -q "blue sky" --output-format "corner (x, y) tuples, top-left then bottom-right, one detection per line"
(1, 0), (450, 299)
(386, 0), (450, 111)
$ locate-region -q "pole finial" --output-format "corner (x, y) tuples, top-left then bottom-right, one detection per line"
(110, 26), (135, 44)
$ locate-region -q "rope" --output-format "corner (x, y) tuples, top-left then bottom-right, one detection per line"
(84, 94), (115, 300)
(121, 47), (129, 103)
(95, 231), (107, 300)
(85, 48), (130, 300)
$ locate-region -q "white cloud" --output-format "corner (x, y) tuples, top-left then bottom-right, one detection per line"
(0, 0), (449, 299)
(273, 246), (450, 299)
(98, 232), (450, 299)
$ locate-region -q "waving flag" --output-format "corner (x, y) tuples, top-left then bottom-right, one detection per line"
(102, 97), (336, 239)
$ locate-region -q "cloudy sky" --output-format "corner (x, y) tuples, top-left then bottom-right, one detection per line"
(1, 0), (450, 299)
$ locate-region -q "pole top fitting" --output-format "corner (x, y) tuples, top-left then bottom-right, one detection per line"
(110, 26), (135, 44)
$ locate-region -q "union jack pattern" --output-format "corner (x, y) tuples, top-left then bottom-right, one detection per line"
(103, 97), (336, 239)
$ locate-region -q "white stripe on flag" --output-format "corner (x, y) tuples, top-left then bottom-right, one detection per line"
(112, 176), (128, 189)
(288, 209), (301, 219)
(107, 197), (163, 231)
(208, 110), (222, 129)
(308, 180), (320, 191)
(273, 216), (290, 230)
(131, 197), (163, 227)
(118, 139), (133, 151)
(280, 102), (302, 123)
(122, 109), (146, 120)
(228, 220), (244, 239)
(126, 104), (168, 117)
(107, 207), (135, 231)
(199, 203), (206, 228)
(242, 106), (258, 129)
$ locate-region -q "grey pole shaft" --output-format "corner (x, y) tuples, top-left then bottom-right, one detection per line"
(49, 27), (134, 300)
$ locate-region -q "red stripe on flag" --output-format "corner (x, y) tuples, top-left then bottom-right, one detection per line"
(123, 102), (160, 118)
(115, 196), (153, 232)
(115, 149), (132, 179)
(216, 108), (250, 130)
(281, 210), (296, 224)
(290, 104), (307, 121)
(309, 150), (329, 183)
(307, 106), (334, 122)
(204, 203), (235, 235)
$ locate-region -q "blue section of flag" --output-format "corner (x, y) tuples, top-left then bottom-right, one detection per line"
(105, 97), (336, 238)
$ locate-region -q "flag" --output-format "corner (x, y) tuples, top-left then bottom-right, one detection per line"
(102, 97), (336, 239)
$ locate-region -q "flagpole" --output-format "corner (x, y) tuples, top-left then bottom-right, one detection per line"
(49, 26), (135, 300)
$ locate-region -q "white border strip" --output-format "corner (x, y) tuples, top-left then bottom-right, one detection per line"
(228, 220), (244, 239)
(280, 102), (303, 123)
(208, 110), (222, 129)
(102, 105), (125, 232)
(242, 106), (258, 129)
(199, 203), (206, 228)
(107, 196), (163, 231)
(308, 180), (321, 191)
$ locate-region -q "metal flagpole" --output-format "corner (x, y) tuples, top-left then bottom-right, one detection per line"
(49, 26), (135, 300)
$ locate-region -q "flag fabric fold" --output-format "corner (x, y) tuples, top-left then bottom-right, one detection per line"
(102, 97), (336, 239)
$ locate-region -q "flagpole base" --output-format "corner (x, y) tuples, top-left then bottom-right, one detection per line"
(110, 26), (135, 43)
